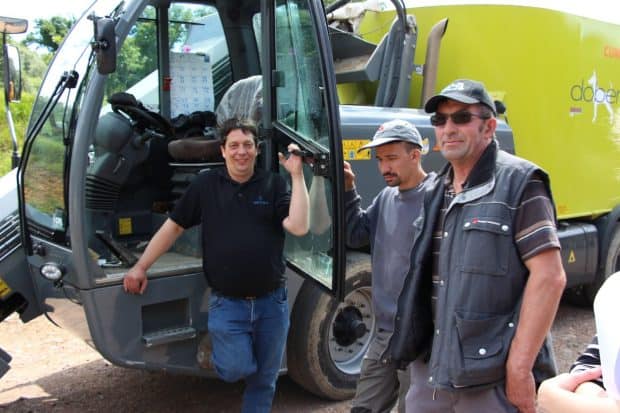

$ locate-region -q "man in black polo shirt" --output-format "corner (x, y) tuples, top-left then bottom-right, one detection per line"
(123, 118), (309, 413)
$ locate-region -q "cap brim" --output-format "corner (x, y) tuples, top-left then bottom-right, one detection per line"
(357, 137), (404, 152)
(424, 92), (480, 113)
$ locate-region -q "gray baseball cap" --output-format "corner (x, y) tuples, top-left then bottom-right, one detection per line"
(358, 119), (423, 152)
(424, 79), (497, 115)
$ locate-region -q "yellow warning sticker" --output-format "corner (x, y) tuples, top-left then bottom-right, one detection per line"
(343, 139), (372, 161)
(0, 277), (12, 299)
(568, 250), (576, 263)
(118, 217), (133, 236)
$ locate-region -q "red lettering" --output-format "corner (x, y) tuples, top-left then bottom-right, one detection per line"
(604, 45), (620, 59)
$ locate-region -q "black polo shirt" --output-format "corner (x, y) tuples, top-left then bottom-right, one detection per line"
(170, 168), (291, 297)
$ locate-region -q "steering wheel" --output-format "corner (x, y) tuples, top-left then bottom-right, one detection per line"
(108, 92), (174, 137)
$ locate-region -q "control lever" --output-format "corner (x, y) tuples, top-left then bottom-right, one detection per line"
(95, 231), (138, 267)
(287, 148), (330, 177)
(289, 148), (312, 158)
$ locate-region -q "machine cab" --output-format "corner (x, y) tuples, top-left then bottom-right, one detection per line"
(10, 0), (345, 376)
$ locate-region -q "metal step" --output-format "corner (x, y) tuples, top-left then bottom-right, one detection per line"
(142, 326), (196, 348)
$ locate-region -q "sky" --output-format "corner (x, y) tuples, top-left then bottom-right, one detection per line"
(2, 0), (95, 40)
(5, 0), (620, 27)
(3, 0), (620, 37)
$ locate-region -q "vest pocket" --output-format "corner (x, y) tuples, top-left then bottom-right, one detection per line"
(452, 311), (516, 387)
(461, 217), (511, 276)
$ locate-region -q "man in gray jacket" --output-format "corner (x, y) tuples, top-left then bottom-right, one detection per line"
(345, 119), (434, 413)
(391, 79), (566, 413)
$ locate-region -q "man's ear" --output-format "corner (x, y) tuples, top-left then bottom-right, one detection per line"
(485, 117), (498, 137)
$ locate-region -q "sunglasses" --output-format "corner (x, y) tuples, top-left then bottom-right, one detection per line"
(430, 111), (490, 126)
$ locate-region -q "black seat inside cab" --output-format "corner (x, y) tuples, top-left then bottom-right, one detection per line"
(167, 110), (221, 162)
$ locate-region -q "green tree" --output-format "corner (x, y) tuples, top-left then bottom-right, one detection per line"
(0, 35), (47, 175)
(105, 5), (199, 97)
(16, 43), (47, 94)
(25, 16), (75, 53)
(0, 93), (35, 174)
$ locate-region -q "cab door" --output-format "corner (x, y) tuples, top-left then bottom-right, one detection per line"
(266, 0), (346, 299)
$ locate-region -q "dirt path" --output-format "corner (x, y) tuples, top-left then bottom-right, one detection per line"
(0, 302), (595, 412)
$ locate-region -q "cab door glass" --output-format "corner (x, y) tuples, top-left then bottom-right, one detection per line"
(274, 0), (335, 289)
(103, 6), (159, 108)
(274, 0), (327, 146)
(87, 3), (231, 280)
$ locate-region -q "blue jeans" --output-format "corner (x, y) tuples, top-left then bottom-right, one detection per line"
(207, 286), (289, 413)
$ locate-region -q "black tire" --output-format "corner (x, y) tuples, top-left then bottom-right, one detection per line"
(287, 251), (373, 400)
(566, 223), (620, 306)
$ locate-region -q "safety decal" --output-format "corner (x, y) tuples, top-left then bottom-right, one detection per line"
(0, 277), (12, 299)
(568, 250), (576, 263)
(118, 217), (133, 236)
(343, 140), (371, 160)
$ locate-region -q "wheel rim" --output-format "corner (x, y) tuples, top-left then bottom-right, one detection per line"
(327, 286), (374, 375)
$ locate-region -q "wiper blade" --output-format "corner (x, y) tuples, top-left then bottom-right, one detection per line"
(26, 70), (79, 143)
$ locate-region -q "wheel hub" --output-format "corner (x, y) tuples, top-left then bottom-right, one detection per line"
(332, 307), (367, 347)
(328, 286), (374, 375)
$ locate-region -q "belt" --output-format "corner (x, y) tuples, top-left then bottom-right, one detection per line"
(211, 284), (283, 300)
(211, 290), (265, 300)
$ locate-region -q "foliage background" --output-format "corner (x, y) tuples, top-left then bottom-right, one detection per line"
(0, 16), (72, 176)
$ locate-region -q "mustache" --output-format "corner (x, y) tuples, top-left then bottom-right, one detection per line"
(383, 173), (397, 178)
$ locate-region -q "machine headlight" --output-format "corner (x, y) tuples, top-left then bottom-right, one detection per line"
(40, 262), (65, 281)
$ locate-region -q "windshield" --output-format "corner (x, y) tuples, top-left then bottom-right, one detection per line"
(103, 4), (230, 114)
(22, 0), (123, 237)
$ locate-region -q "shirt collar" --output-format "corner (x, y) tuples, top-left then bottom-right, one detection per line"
(218, 167), (264, 185)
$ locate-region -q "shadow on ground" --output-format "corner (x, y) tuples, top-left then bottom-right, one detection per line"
(0, 358), (350, 412)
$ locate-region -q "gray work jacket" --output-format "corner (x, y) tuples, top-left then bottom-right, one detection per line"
(345, 174), (434, 362)
(391, 141), (558, 390)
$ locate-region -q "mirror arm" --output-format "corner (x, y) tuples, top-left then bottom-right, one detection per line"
(88, 13), (117, 74)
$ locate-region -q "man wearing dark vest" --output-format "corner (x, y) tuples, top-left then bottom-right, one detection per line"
(391, 79), (567, 413)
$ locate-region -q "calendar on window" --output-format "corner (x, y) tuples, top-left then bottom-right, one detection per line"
(170, 52), (214, 118)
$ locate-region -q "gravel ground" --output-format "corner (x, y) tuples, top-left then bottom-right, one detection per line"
(0, 301), (596, 412)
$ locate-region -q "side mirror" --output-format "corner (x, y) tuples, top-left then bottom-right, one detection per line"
(3, 44), (22, 102)
(1, 16), (27, 168)
(89, 14), (117, 75)
(0, 16), (28, 35)
(1, 16), (27, 102)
